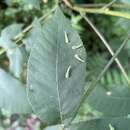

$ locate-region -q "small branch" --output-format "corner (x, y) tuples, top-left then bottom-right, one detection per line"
(76, 3), (130, 9)
(74, 7), (130, 19)
(63, 0), (130, 85)
(82, 35), (130, 103)
(0, 48), (6, 55)
(80, 13), (130, 85)
(63, 0), (130, 20)
(62, 0), (73, 9)
(101, 0), (117, 9)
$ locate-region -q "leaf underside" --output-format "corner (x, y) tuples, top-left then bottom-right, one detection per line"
(44, 118), (130, 130)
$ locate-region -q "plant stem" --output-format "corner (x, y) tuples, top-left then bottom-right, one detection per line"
(77, 3), (130, 9)
(0, 48), (6, 55)
(74, 7), (130, 19)
(80, 13), (130, 86)
(63, 0), (130, 20)
(82, 35), (130, 103)
(13, 7), (56, 41)
(101, 0), (117, 9)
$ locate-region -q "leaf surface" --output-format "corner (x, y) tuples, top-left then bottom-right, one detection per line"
(0, 24), (26, 78)
(69, 118), (130, 130)
(44, 118), (130, 130)
(0, 68), (31, 113)
(27, 7), (87, 125)
(86, 84), (130, 117)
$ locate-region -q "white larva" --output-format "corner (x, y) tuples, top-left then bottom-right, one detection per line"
(60, 124), (65, 130)
(64, 31), (69, 43)
(8, 49), (14, 55)
(29, 85), (34, 92)
(74, 54), (85, 63)
(72, 44), (83, 50)
(65, 65), (71, 78)
(106, 91), (112, 96)
(109, 124), (115, 130)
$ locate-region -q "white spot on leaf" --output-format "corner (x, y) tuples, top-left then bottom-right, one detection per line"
(74, 54), (85, 63)
(64, 31), (69, 44)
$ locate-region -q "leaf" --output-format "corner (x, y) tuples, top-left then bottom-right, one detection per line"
(69, 118), (130, 130)
(44, 125), (62, 130)
(86, 84), (130, 117)
(44, 118), (130, 130)
(0, 24), (27, 78)
(0, 24), (23, 49)
(0, 68), (32, 113)
(27, 7), (87, 125)
(120, 0), (130, 3)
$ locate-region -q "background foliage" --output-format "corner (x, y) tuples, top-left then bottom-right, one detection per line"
(0, 0), (130, 130)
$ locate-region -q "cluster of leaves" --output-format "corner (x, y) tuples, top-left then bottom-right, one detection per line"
(0, 0), (130, 130)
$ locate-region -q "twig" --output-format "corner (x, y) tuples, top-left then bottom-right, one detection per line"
(68, 35), (130, 125)
(63, 0), (130, 20)
(74, 7), (130, 19)
(63, 0), (130, 85)
(13, 6), (56, 41)
(80, 13), (130, 85)
(101, 0), (117, 9)
(77, 3), (130, 9)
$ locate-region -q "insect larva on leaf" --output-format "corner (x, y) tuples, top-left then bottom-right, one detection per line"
(60, 124), (65, 130)
(29, 85), (34, 92)
(64, 31), (69, 43)
(72, 44), (83, 50)
(65, 65), (71, 79)
(109, 124), (115, 130)
(106, 91), (112, 96)
(74, 54), (85, 63)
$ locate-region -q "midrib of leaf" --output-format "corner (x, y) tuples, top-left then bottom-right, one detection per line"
(56, 24), (63, 124)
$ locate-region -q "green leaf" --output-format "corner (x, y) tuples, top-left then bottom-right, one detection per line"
(44, 118), (130, 130)
(86, 85), (130, 117)
(27, 7), (86, 125)
(69, 118), (130, 130)
(0, 68), (32, 113)
(0, 24), (26, 78)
